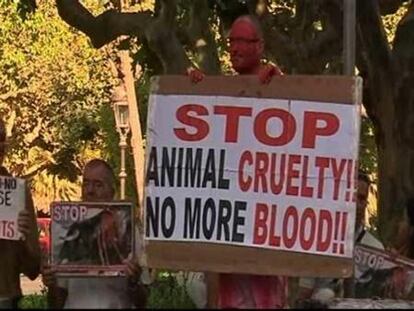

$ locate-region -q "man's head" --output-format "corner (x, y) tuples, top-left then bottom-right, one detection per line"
(228, 15), (264, 74)
(356, 170), (370, 228)
(81, 159), (115, 201)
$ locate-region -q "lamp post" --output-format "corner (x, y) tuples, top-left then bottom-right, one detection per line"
(112, 85), (130, 200)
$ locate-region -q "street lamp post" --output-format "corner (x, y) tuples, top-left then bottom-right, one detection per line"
(112, 85), (130, 200)
(343, 0), (356, 76)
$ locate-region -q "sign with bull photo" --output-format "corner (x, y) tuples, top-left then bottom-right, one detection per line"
(354, 244), (414, 299)
(50, 202), (134, 277)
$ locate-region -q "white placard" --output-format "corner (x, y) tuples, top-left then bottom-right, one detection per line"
(0, 176), (26, 240)
(144, 94), (360, 258)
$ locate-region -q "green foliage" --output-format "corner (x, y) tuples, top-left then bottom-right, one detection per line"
(359, 116), (378, 179)
(19, 294), (47, 309)
(382, 4), (409, 45)
(147, 271), (196, 309)
(19, 287), (48, 309)
(19, 272), (195, 309)
(135, 71), (152, 134)
(0, 1), (115, 208)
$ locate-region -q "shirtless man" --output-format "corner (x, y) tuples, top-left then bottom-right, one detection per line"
(188, 15), (287, 309)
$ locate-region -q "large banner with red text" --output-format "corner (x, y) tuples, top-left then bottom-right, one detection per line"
(143, 75), (362, 277)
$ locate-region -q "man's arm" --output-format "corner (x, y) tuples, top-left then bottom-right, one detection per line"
(42, 265), (68, 309)
(124, 258), (148, 308)
(128, 281), (148, 309)
(47, 286), (68, 309)
(186, 67), (205, 83)
(18, 188), (41, 280)
(257, 63), (283, 84)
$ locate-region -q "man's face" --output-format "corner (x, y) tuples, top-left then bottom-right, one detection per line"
(228, 20), (263, 74)
(356, 179), (369, 227)
(82, 165), (114, 202)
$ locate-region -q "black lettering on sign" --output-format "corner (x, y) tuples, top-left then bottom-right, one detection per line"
(147, 147), (230, 189)
(185, 148), (203, 187)
(183, 197), (246, 243)
(0, 191), (12, 206)
(161, 147), (176, 186)
(0, 177), (17, 190)
(184, 198), (201, 239)
(232, 201), (246, 243)
(146, 196), (160, 237)
(217, 200), (231, 241)
(218, 149), (230, 189)
(202, 198), (216, 239)
(177, 148), (184, 187)
(161, 197), (176, 238)
(145, 196), (176, 238)
(146, 147), (159, 186)
(202, 149), (216, 188)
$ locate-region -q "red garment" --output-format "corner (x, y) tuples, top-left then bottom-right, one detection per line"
(218, 274), (288, 309)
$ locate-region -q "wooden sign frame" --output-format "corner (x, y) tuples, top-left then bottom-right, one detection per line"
(144, 75), (362, 278)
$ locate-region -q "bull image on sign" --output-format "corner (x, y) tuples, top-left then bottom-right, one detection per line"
(50, 202), (134, 277)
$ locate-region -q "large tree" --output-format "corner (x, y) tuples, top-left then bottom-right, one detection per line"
(0, 0), (116, 209)
(46, 0), (413, 244)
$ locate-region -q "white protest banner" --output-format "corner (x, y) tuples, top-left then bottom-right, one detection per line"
(144, 75), (362, 277)
(0, 176), (26, 240)
(50, 201), (135, 277)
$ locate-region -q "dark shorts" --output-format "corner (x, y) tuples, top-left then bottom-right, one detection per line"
(0, 297), (20, 309)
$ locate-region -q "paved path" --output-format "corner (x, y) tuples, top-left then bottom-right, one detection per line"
(21, 276), (43, 295)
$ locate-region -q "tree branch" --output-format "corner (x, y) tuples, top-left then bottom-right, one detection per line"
(255, 3), (298, 71)
(259, 0), (342, 74)
(379, 0), (409, 15)
(186, 0), (221, 74)
(144, 0), (191, 74)
(0, 88), (29, 101)
(356, 0), (394, 117)
(55, 0), (152, 48)
(294, 0), (318, 37)
(56, 0), (192, 73)
(22, 163), (50, 180)
(392, 3), (414, 75)
(391, 3), (414, 152)
(299, 0), (342, 74)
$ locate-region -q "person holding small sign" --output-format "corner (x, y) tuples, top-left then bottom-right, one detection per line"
(42, 159), (147, 309)
(0, 118), (41, 308)
(187, 14), (288, 309)
(296, 170), (384, 304)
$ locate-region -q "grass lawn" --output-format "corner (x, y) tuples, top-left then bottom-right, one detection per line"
(19, 272), (195, 309)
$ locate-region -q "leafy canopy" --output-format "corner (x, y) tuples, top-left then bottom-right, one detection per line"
(0, 0), (115, 208)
